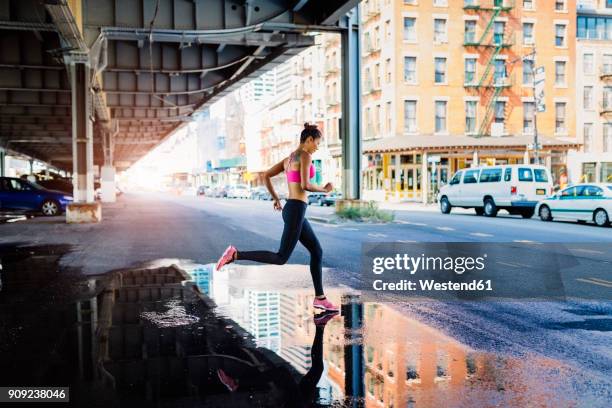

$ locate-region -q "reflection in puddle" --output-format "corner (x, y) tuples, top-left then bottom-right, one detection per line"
(0, 249), (609, 407)
(189, 262), (611, 407)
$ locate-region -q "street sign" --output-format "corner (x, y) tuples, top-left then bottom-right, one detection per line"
(427, 155), (441, 163)
(534, 66), (545, 112)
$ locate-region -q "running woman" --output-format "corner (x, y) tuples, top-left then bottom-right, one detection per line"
(215, 123), (339, 312)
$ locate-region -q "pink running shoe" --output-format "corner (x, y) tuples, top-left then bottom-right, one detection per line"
(313, 297), (339, 312)
(216, 245), (237, 271)
(217, 368), (238, 392)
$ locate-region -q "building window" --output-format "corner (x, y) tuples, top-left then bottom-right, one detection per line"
(523, 59), (534, 84)
(523, 102), (535, 133)
(555, 0), (565, 11)
(465, 20), (476, 44)
(555, 102), (566, 133)
(494, 22), (505, 45)
(434, 57), (446, 84)
(495, 101), (505, 124)
(385, 20), (391, 41)
(404, 17), (416, 41)
(577, 16), (612, 40)
(584, 86), (593, 110)
(523, 0), (534, 10)
(465, 0), (477, 6)
(523, 23), (534, 45)
(604, 124), (612, 153)
(404, 56), (416, 82)
(465, 101), (477, 133)
(404, 100), (417, 133)
(404, 0), (417, 4)
(434, 19), (447, 42)
(584, 123), (593, 153)
(465, 58), (477, 84)
(386, 101), (392, 132)
(434, 0), (447, 6)
(385, 58), (391, 83)
(604, 55), (612, 76)
(494, 59), (507, 85)
(604, 87), (612, 110)
(583, 53), (594, 74)
(435, 101), (447, 133)
(555, 24), (566, 46)
(555, 61), (566, 85)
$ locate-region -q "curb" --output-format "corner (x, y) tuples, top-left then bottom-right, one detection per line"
(307, 216), (335, 224)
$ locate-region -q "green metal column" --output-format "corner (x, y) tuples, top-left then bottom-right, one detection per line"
(0, 148), (5, 177)
(340, 7), (361, 200)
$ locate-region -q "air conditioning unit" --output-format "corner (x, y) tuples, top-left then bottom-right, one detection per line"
(491, 122), (504, 137)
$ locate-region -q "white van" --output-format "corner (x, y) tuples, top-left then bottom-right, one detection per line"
(437, 165), (553, 218)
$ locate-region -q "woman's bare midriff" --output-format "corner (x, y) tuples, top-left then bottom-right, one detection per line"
(287, 181), (308, 203)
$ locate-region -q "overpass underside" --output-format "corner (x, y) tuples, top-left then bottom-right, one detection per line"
(0, 0), (360, 221)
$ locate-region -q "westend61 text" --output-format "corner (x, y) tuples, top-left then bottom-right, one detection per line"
(373, 279), (493, 292)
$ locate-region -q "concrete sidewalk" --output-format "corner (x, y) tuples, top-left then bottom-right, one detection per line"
(0, 194), (283, 275)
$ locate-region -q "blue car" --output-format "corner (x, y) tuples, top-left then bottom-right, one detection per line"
(0, 177), (73, 216)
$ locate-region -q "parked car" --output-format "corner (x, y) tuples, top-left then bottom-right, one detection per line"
(0, 177), (73, 216)
(307, 192), (327, 205)
(37, 178), (73, 195)
(197, 185), (208, 196)
(95, 184), (123, 200)
(535, 183), (612, 227)
(213, 185), (229, 198)
(437, 165), (553, 218)
(250, 186), (270, 200)
(322, 192), (342, 206)
(227, 184), (251, 199)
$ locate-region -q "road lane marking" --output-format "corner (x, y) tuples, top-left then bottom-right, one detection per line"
(470, 232), (493, 237)
(343, 228), (359, 231)
(513, 240), (543, 245)
(576, 278), (612, 288)
(368, 233), (388, 238)
(497, 261), (521, 268)
(589, 277), (612, 285)
(397, 240), (417, 243)
(570, 248), (605, 255)
(395, 220), (427, 226)
(436, 226), (455, 231)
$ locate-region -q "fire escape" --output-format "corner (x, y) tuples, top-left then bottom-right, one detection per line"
(464, 0), (515, 137)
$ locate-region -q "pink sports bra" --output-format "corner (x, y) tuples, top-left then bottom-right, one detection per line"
(286, 151), (315, 183)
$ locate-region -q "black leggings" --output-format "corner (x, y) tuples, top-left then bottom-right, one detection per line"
(236, 199), (324, 296)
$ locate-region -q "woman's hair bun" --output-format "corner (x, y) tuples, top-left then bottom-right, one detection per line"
(303, 122), (318, 130)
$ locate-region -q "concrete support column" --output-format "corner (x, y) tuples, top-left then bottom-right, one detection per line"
(100, 165), (116, 202)
(340, 8), (361, 200)
(422, 151), (428, 204)
(472, 150), (479, 167)
(101, 129), (116, 203)
(523, 150), (530, 164)
(66, 57), (101, 223)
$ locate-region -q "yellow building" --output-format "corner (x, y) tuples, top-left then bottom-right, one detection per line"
(360, 0), (580, 202)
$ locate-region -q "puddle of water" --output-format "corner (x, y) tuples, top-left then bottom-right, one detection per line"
(0, 250), (610, 407)
(182, 262), (611, 408)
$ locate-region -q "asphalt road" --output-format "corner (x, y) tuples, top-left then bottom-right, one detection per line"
(162, 193), (612, 397)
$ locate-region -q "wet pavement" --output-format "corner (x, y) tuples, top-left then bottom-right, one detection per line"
(0, 245), (610, 407)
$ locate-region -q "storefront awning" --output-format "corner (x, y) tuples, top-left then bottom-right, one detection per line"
(362, 134), (581, 154)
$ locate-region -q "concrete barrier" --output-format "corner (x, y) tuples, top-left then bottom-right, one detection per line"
(66, 202), (102, 223)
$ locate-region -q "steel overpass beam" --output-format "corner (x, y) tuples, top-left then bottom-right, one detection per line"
(340, 8), (361, 200)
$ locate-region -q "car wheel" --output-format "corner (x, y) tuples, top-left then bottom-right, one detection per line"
(475, 207), (484, 216)
(593, 209), (610, 227)
(483, 198), (497, 217)
(41, 199), (59, 216)
(440, 197), (451, 214)
(521, 209), (535, 219)
(539, 205), (553, 222)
